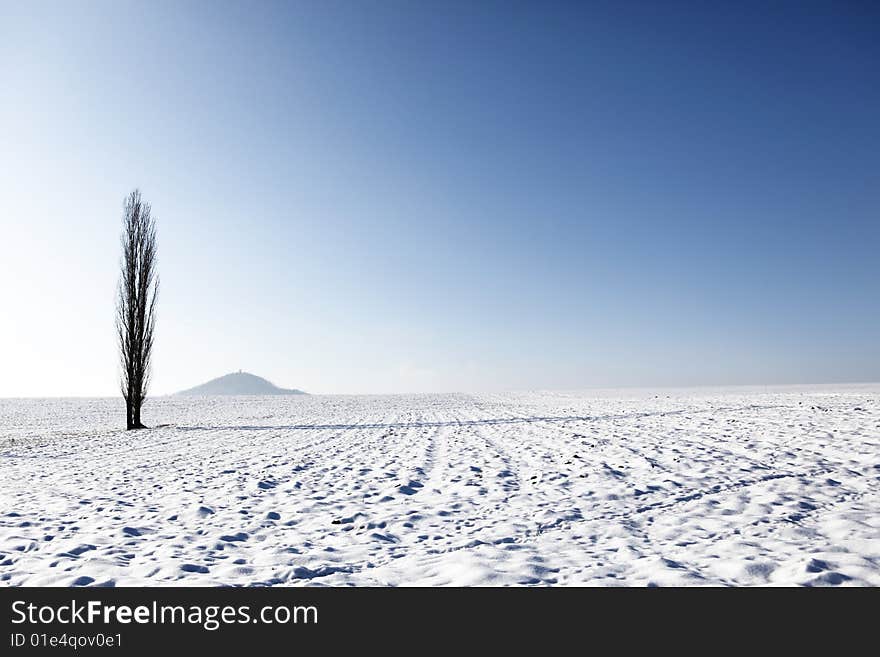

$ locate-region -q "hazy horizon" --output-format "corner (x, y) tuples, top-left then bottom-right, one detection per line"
(2, 1), (878, 397)
(2, 375), (879, 400)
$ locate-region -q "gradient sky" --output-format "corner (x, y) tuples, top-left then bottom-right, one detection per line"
(1, 0), (878, 396)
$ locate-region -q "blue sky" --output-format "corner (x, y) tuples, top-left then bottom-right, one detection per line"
(1, 0), (878, 396)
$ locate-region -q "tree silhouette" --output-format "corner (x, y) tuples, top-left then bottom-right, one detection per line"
(116, 189), (159, 430)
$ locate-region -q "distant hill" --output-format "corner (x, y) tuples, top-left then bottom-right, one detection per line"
(175, 372), (306, 396)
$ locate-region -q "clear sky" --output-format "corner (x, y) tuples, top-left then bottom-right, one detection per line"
(1, 0), (878, 396)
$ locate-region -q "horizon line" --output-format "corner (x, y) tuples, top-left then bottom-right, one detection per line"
(2, 379), (879, 400)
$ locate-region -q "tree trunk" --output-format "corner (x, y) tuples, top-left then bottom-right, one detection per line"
(126, 398), (134, 431)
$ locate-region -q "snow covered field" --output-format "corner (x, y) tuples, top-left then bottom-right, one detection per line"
(1, 386), (878, 587)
